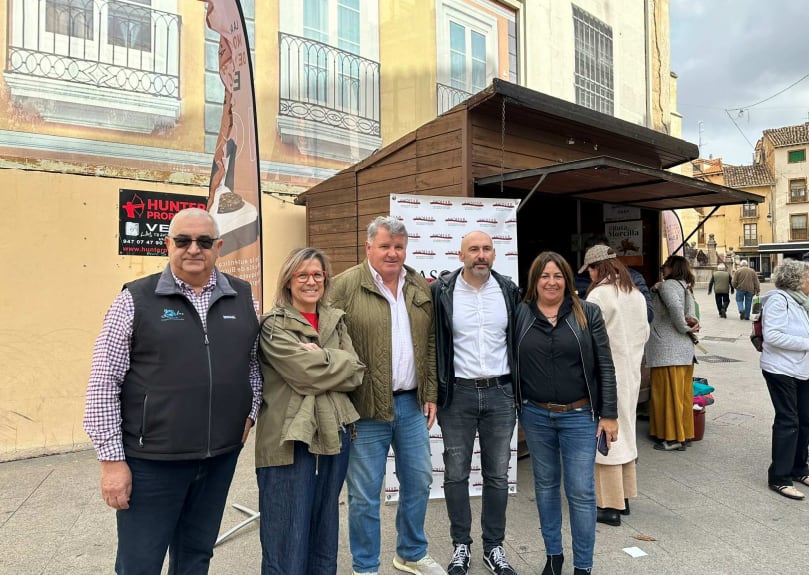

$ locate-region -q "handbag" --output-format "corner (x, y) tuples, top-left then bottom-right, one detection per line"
(750, 295), (781, 352)
(750, 296), (763, 351)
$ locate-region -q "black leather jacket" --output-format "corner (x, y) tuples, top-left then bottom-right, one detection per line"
(431, 268), (521, 408)
(514, 299), (618, 419)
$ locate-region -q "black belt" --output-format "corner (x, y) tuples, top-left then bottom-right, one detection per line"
(530, 398), (590, 413)
(455, 375), (511, 389)
(393, 388), (416, 396)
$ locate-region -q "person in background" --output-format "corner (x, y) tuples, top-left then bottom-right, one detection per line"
(645, 255), (699, 452)
(330, 216), (445, 575)
(759, 259), (809, 501)
(255, 248), (365, 574)
(515, 251), (618, 575)
(582, 246), (649, 527)
(83, 208), (262, 574)
(732, 259), (760, 320)
(574, 234), (653, 323)
(707, 263), (733, 318)
(432, 231), (521, 575)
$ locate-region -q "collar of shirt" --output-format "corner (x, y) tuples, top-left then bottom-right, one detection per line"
(368, 260), (406, 298)
(171, 270), (217, 295)
(456, 270), (494, 292)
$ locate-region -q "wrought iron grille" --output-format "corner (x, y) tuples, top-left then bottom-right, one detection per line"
(6, 0), (181, 98)
(278, 32), (380, 137)
(436, 83), (471, 115)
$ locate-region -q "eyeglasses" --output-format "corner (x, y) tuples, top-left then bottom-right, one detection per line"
(170, 235), (218, 249)
(294, 271), (327, 283)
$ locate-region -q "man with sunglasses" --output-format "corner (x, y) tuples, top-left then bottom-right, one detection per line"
(84, 207), (261, 575)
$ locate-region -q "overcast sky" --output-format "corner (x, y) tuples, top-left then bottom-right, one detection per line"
(670, 0), (809, 166)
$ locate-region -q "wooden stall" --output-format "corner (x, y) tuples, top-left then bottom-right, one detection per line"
(297, 79), (762, 284)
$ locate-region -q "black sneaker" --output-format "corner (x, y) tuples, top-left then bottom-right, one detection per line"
(483, 546), (517, 575)
(447, 543), (470, 575)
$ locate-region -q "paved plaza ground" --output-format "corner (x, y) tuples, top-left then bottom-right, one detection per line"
(2, 284), (808, 574)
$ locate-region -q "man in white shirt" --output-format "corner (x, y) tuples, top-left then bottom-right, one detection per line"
(431, 231), (521, 575)
(331, 216), (444, 575)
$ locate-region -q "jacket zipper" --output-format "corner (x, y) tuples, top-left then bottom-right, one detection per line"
(205, 331), (213, 457)
(565, 317), (596, 421)
(139, 393), (148, 447)
(514, 317), (535, 408)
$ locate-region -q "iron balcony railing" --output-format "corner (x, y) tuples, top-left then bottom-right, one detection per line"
(6, 0), (181, 98)
(436, 83), (471, 115)
(278, 32), (380, 137)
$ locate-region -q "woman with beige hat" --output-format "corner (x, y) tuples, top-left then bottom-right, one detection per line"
(582, 245), (649, 526)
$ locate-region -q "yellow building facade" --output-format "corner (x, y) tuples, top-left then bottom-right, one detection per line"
(1, 0), (677, 459)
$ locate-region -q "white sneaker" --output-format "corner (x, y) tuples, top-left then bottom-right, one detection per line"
(353, 572), (378, 575)
(393, 553), (448, 575)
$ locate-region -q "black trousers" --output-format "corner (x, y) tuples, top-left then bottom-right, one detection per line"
(714, 292), (730, 314)
(762, 370), (809, 486)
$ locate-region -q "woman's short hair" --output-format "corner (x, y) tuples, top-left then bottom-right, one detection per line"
(524, 251), (587, 328)
(663, 255), (695, 289)
(274, 247), (333, 308)
(772, 259), (809, 291)
(716, 263), (726, 271)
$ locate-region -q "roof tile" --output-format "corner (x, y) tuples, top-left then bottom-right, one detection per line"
(763, 122), (809, 147)
(722, 163), (774, 188)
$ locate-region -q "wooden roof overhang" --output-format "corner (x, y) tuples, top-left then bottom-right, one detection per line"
(475, 156), (765, 211)
(296, 79), (708, 206)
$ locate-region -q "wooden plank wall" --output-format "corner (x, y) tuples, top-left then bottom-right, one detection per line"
(354, 110), (469, 261)
(468, 102), (664, 183)
(305, 109), (471, 273)
(304, 171), (358, 273)
(470, 105), (590, 183)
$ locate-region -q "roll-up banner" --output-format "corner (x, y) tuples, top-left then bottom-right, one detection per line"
(663, 210), (685, 258)
(202, 0), (263, 311)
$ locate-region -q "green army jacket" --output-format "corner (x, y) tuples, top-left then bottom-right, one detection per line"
(330, 260), (437, 421)
(255, 303), (364, 467)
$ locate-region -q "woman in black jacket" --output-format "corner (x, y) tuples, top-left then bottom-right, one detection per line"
(515, 251), (618, 575)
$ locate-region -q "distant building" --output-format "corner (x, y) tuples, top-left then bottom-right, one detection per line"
(757, 123), (809, 261)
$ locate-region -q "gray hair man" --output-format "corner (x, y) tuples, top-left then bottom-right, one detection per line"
(330, 216), (444, 575)
(707, 262), (733, 318)
(732, 259), (761, 320)
(83, 207), (261, 573)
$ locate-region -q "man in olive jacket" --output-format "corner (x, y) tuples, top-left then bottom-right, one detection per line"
(331, 216), (444, 575)
(707, 262), (733, 318)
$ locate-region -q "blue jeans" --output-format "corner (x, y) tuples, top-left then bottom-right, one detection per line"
(736, 289), (754, 319)
(437, 382), (516, 552)
(115, 449), (241, 575)
(256, 432), (350, 575)
(519, 402), (598, 571)
(347, 391), (433, 573)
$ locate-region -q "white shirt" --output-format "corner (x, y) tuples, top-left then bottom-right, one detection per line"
(452, 272), (510, 378)
(368, 261), (418, 392)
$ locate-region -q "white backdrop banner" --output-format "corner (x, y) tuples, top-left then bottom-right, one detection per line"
(387, 194), (521, 501)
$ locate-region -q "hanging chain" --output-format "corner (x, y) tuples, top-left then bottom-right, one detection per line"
(500, 96), (507, 196)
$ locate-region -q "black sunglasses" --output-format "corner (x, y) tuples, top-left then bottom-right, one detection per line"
(171, 235), (218, 249)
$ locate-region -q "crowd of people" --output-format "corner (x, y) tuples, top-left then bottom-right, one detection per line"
(83, 208), (809, 575)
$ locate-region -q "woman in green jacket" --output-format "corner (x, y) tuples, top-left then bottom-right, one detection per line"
(255, 248), (365, 575)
